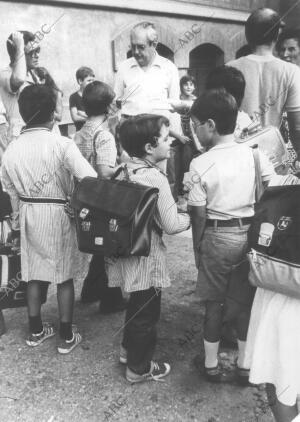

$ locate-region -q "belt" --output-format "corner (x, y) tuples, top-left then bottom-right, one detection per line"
(19, 196), (67, 205)
(206, 217), (253, 227)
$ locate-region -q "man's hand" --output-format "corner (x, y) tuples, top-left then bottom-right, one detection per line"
(177, 135), (190, 145)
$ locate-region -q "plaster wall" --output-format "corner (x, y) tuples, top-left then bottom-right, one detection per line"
(0, 0), (279, 122)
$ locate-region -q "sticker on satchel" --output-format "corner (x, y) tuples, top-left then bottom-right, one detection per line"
(258, 222), (274, 247)
(95, 237), (103, 245)
(109, 219), (118, 232)
(80, 208), (90, 219)
(277, 216), (292, 231)
(81, 221), (91, 232)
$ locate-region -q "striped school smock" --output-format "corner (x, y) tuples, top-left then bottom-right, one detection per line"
(1, 127), (96, 283)
(106, 159), (190, 293)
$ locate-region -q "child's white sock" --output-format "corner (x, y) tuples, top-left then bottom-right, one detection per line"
(204, 340), (219, 368)
(237, 339), (247, 368)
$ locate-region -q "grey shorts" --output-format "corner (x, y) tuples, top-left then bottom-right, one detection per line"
(197, 225), (249, 302)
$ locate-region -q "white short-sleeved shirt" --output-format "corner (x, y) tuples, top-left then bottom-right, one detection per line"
(114, 53), (181, 133)
(228, 54), (300, 128)
(187, 140), (275, 220)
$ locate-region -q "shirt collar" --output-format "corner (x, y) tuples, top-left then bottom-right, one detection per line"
(209, 136), (237, 151)
(20, 127), (51, 134)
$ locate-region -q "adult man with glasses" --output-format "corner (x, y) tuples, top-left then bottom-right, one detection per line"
(0, 31), (41, 143)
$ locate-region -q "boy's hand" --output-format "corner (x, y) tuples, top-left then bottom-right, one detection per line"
(64, 197), (75, 219)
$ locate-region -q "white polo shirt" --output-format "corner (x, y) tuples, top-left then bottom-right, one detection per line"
(187, 139), (275, 220)
(114, 53), (181, 132)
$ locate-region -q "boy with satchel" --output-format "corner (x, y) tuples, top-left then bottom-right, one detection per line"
(107, 114), (190, 383)
(187, 89), (275, 384)
(74, 80), (126, 313)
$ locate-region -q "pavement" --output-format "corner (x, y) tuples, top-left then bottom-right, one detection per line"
(0, 234), (274, 422)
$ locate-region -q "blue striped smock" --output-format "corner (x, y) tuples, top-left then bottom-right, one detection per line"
(1, 127), (96, 283)
(106, 159), (190, 292)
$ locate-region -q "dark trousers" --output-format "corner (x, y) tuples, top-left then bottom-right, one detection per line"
(81, 255), (123, 306)
(122, 287), (162, 374)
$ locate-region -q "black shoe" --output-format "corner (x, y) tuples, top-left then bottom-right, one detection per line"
(204, 364), (223, 383)
(193, 355), (233, 384)
(236, 366), (252, 386)
(126, 361), (171, 384)
(99, 298), (128, 314)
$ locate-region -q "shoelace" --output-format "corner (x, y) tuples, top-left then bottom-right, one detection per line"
(149, 362), (166, 383)
(66, 332), (81, 344)
(32, 324), (53, 338)
(44, 325), (54, 336)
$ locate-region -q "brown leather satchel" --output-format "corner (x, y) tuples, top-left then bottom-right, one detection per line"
(71, 168), (159, 257)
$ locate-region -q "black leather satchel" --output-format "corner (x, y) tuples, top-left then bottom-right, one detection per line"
(71, 169), (159, 257)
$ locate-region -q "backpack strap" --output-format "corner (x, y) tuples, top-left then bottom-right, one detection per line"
(111, 163), (163, 237)
(111, 164), (130, 181)
(91, 120), (109, 165)
(252, 147), (264, 202)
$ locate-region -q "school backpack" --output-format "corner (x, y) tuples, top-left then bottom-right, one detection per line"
(71, 167), (159, 257)
(247, 177), (300, 299)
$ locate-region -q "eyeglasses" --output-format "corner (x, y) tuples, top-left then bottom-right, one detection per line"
(191, 120), (207, 130)
(131, 43), (147, 52)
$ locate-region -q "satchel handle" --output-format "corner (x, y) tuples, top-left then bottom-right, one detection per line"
(111, 164), (130, 181)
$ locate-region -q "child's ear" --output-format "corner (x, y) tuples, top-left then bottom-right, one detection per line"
(144, 142), (154, 155)
(207, 119), (216, 132)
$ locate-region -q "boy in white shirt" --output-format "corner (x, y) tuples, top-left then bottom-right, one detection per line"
(188, 89), (274, 383)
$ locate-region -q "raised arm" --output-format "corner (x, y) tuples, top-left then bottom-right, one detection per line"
(9, 32), (27, 92)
